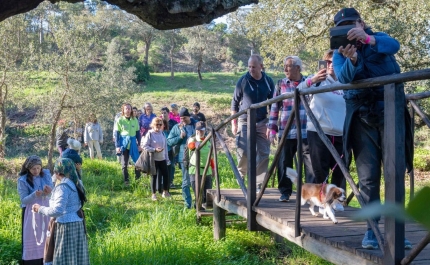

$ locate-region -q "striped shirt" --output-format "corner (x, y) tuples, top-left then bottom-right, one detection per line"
(267, 76), (308, 139)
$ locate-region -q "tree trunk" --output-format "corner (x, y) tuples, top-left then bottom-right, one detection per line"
(0, 70), (7, 158)
(144, 39), (151, 67)
(47, 91), (68, 171)
(170, 39), (175, 79)
(197, 49), (203, 81)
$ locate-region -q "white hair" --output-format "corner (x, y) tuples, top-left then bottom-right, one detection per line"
(67, 138), (81, 151)
(283, 56), (302, 71)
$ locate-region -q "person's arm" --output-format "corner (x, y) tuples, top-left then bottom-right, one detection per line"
(84, 124), (88, 143)
(164, 139), (170, 163)
(17, 178), (39, 205)
(266, 81), (281, 136)
(38, 184), (69, 217)
(142, 133), (155, 152)
(115, 131), (121, 148)
(371, 33), (400, 55)
(136, 130), (142, 147)
(99, 124), (103, 144)
(167, 125), (182, 147)
(333, 49), (363, 84)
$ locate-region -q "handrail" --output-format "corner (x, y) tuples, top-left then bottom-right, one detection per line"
(195, 68), (430, 263)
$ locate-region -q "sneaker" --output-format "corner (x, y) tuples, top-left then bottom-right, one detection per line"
(404, 239), (412, 249)
(332, 200), (345, 212)
(162, 191), (171, 198)
(256, 183), (262, 194)
(151, 194), (157, 201)
(279, 194), (290, 202)
(362, 230), (379, 249)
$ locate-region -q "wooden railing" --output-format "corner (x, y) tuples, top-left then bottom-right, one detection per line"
(193, 68), (430, 265)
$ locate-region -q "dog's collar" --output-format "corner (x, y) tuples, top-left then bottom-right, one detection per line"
(320, 182), (327, 202)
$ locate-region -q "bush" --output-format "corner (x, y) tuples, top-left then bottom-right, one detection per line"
(128, 60), (150, 83)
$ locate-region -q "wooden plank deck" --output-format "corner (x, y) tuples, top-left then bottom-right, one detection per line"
(207, 188), (430, 265)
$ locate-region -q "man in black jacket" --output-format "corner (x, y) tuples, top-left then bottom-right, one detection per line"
(230, 54), (275, 192)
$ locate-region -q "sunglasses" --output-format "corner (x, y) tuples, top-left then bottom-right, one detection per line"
(156, 124), (163, 126)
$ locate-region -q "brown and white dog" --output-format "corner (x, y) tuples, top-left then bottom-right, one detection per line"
(286, 167), (346, 224)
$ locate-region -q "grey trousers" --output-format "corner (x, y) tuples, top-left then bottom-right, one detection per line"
(236, 119), (270, 185)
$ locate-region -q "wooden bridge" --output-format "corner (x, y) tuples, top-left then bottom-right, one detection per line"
(192, 69), (430, 265)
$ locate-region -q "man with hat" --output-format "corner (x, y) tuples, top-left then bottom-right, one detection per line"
(167, 107), (197, 208)
(332, 7), (413, 250)
(186, 121), (212, 209)
(191, 102), (206, 122)
(231, 54), (275, 192)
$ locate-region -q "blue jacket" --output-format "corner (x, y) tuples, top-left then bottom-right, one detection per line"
(231, 71), (275, 122)
(119, 135), (139, 163)
(333, 30), (400, 101)
(167, 118), (197, 162)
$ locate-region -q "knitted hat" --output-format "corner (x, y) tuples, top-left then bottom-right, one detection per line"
(334, 8), (361, 26)
(67, 138), (81, 151)
(179, 107), (190, 117)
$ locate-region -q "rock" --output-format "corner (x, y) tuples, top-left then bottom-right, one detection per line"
(0, 0), (257, 30)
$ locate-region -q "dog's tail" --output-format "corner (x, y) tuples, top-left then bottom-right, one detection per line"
(285, 167), (298, 184)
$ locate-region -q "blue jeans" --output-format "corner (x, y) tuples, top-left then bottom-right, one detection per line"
(168, 150), (175, 185)
(180, 162), (192, 208)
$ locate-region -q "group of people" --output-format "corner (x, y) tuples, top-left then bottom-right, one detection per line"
(56, 114), (104, 160)
(17, 8), (413, 264)
(231, 8), (412, 250)
(113, 101), (208, 209)
(18, 156), (89, 265)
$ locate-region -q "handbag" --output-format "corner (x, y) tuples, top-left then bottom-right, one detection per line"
(44, 218), (56, 263)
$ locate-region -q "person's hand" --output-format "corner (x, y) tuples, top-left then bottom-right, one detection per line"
(180, 130), (186, 138)
(167, 161), (171, 166)
(84, 142), (88, 146)
(138, 146), (143, 152)
(311, 68), (327, 84)
(35, 190), (43, 197)
(43, 185), (52, 195)
(338, 44), (357, 64)
(347, 27), (367, 42)
(269, 135), (276, 146)
(232, 123), (237, 135)
(155, 147), (164, 152)
(116, 147), (121, 154)
(265, 128), (272, 139)
(32, 204), (40, 213)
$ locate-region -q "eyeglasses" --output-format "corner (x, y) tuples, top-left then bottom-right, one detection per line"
(156, 124), (163, 126)
(325, 60), (332, 64)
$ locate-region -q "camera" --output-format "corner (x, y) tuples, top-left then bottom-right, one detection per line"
(329, 25), (356, 49)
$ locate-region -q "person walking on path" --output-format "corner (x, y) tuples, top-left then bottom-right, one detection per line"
(231, 54), (275, 192)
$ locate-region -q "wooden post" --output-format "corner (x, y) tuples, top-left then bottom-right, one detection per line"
(383, 83), (405, 265)
(409, 105), (415, 200)
(195, 148), (201, 212)
(294, 89), (302, 238)
(247, 108), (257, 231)
(211, 130), (221, 203)
(213, 201), (226, 240)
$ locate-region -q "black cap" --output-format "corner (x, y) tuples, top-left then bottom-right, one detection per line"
(195, 121), (206, 131)
(193, 102), (200, 108)
(179, 107), (190, 117)
(334, 8), (361, 26)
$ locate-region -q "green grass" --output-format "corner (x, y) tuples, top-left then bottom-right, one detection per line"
(0, 156), (332, 265)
